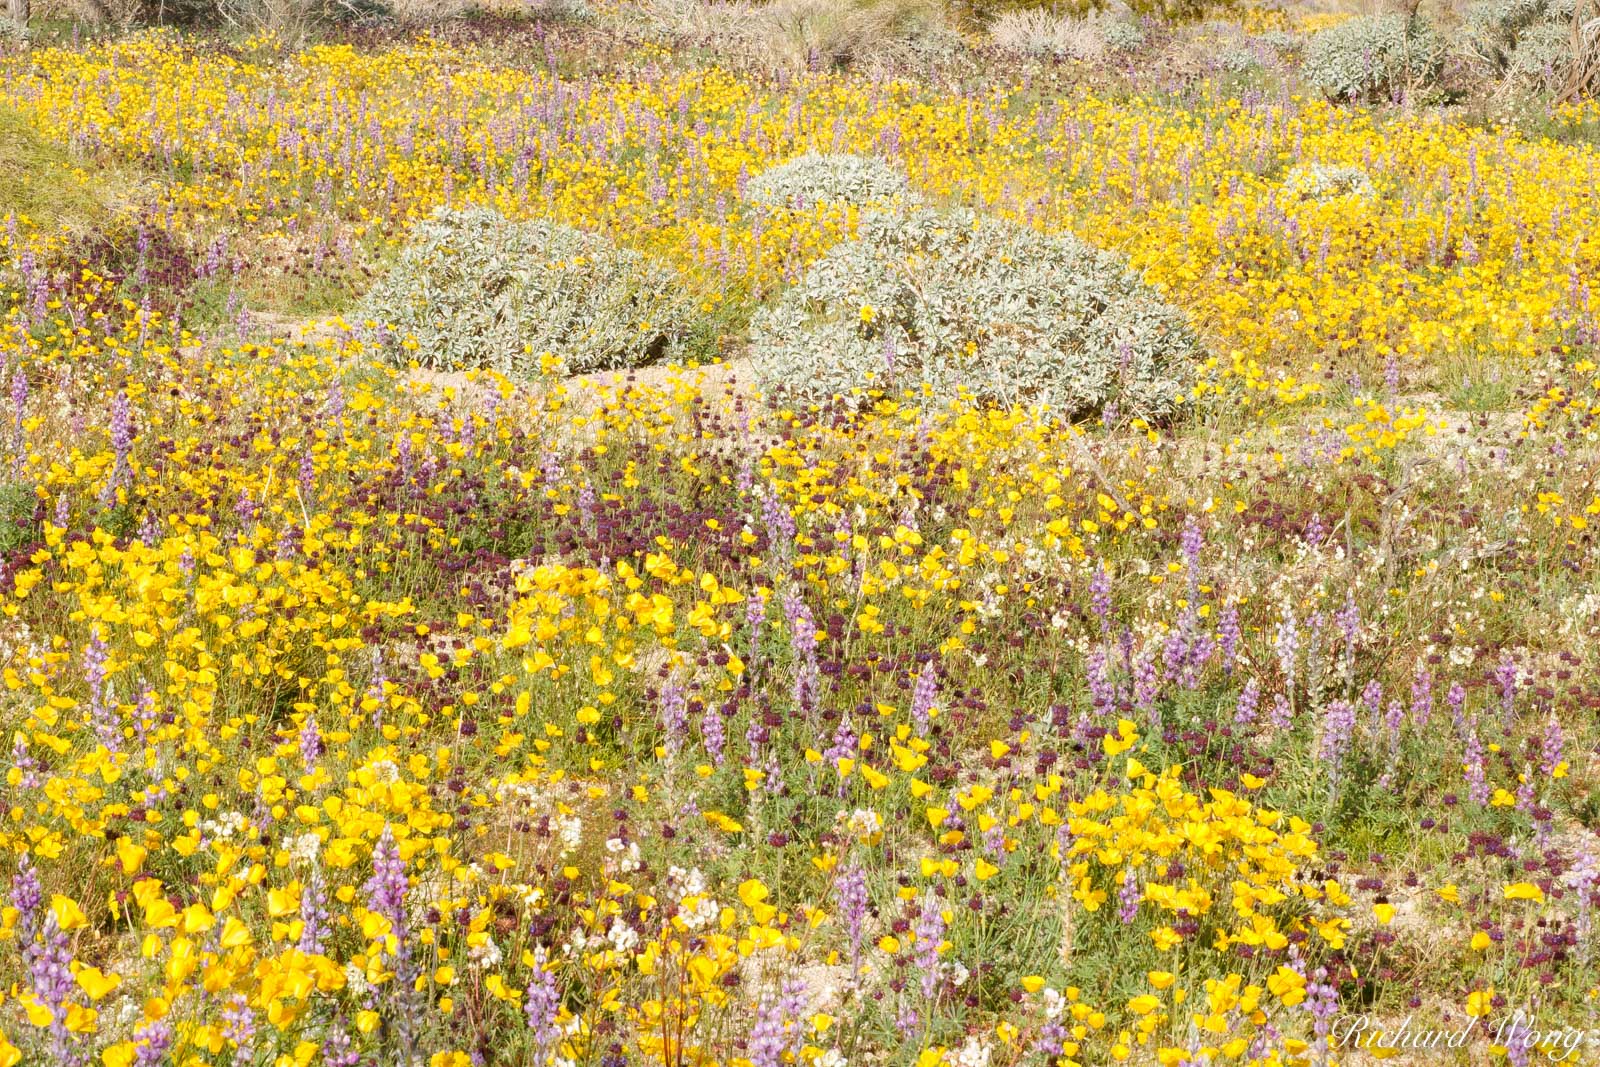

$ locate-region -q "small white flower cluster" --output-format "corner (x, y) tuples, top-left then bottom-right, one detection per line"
(496, 779), (584, 858)
(667, 866), (722, 930)
(200, 810), (249, 841)
(951, 1035), (991, 1067)
(836, 808), (882, 842)
(605, 836), (642, 873)
(289, 831), (323, 866)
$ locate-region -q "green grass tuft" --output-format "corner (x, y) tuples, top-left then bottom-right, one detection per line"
(0, 104), (113, 232)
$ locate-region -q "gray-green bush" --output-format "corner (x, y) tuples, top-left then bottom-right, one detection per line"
(1300, 14), (1445, 102)
(1281, 163), (1376, 202)
(749, 207), (1203, 421)
(358, 206), (695, 378)
(743, 153), (911, 209)
(1462, 0), (1575, 89)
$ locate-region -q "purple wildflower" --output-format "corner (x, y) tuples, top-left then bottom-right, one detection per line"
(910, 660), (936, 738)
(659, 680), (688, 760)
(524, 946), (562, 1063)
(1494, 652), (1518, 725)
(913, 892), (946, 1002)
(1089, 562), (1112, 632)
(1217, 602), (1240, 675)
(834, 863), (869, 987)
(1410, 666), (1432, 729)
(1235, 678), (1260, 726)
(1320, 699), (1355, 796)
(1118, 866), (1141, 923)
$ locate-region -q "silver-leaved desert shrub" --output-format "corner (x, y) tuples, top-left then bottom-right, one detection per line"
(749, 207), (1202, 421)
(742, 152), (911, 210)
(1300, 14), (1445, 102)
(1281, 163), (1376, 201)
(358, 206), (695, 377)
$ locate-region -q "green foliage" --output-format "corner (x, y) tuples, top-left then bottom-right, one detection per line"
(0, 482), (36, 555)
(1300, 14), (1446, 102)
(356, 206), (699, 379)
(0, 105), (112, 232)
(750, 207), (1203, 422)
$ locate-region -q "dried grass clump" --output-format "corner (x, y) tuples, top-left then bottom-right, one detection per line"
(1559, 0), (1600, 99)
(625, 0), (962, 71)
(988, 8), (1107, 59)
(0, 105), (116, 233)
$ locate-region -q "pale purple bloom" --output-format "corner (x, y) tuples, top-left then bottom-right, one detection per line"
(910, 660), (937, 737)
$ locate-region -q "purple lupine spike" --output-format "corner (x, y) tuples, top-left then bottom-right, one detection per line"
(762, 489), (797, 559)
(910, 660), (936, 738)
(1410, 666), (1432, 729)
(822, 716), (857, 792)
(1540, 714), (1566, 777)
(1133, 652), (1160, 725)
(133, 687), (156, 746)
(1179, 515), (1203, 596)
(1562, 850), (1597, 967)
(1275, 608), (1298, 696)
(1086, 646), (1114, 719)
(320, 1017), (362, 1067)
(784, 591), (817, 660)
(834, 863), (869, 987)
(1447, 683), (1467, 737)
(1303, 967), (1340, 1061)
(299, 448), (315, 498)
(913, 891), (946, 1001)
(1464, 729), (1490, 805)
(1304, 512), (1325, 546)
(220, 993), (256, 1060)
(10, 852), (42, 946)
(1320, 699), (1355, 796)
(1235, 678), (1260, 726)
(1361, 679), (1383, 722)
(100, 389), (134, 507)
(746, 588), (768, 660)
(1384, 699), (1404, 741)
(365, 825), (409, 944)
(1269, 693), (1293, 731)
(659, 679), (688, 760)
(298, 863), (329, 955)
(299, 712), (322, 773)
(1217, 602), (1240, 675)
(364, 825), (418, 1055)
(1494, 652), (1518, 725)
(30, 913), (81, 1064)
(84, 629), (119, 753)
(701, 701), (725, 768)
(1089, 562), (1112, 631)
(11, 735), (40, 790)
(1117, 865), (1141, 923)
(133, 1018), (174, 1066)
(749, 986), (793, 1067)
(524, 946), (561, 1063)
